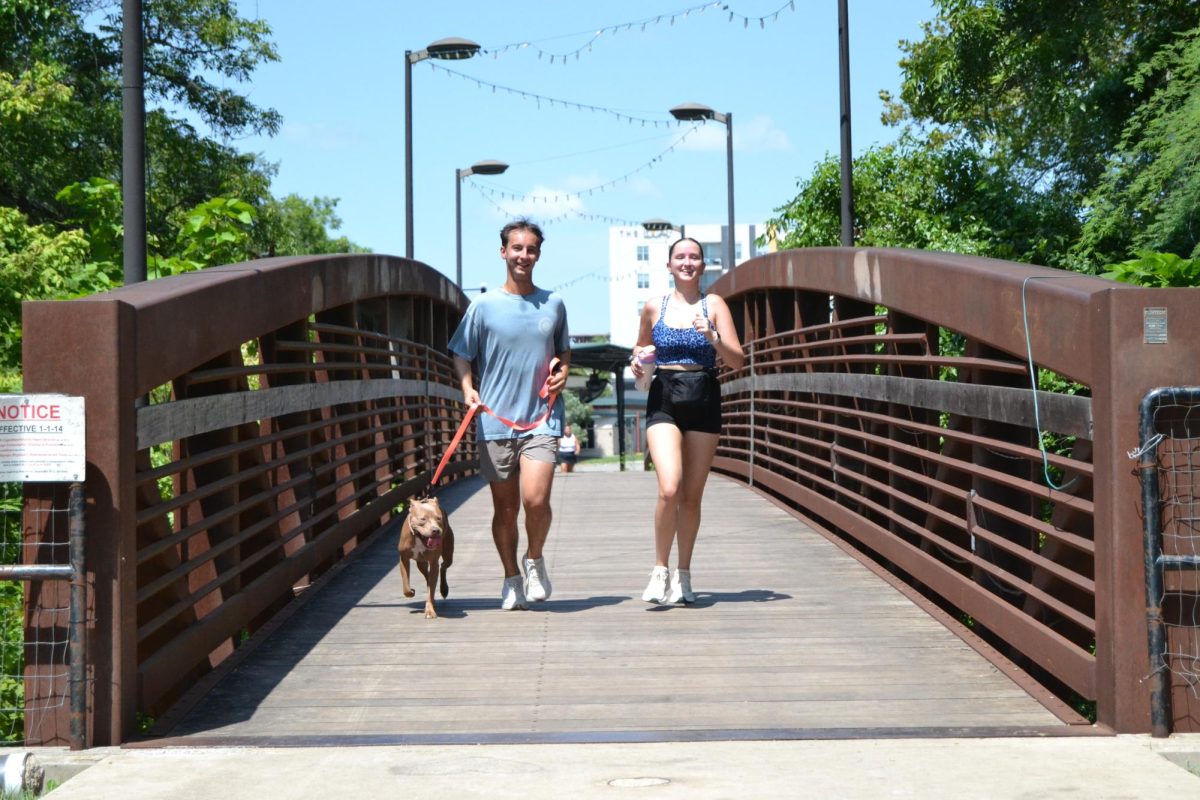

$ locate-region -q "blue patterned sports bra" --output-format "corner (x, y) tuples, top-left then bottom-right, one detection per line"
(651, 294), (717, 368)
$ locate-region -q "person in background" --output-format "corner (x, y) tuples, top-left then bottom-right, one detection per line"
(629, 237), (744, 605)
(557, 424), (580, 473)
(449, 219), (571, 610)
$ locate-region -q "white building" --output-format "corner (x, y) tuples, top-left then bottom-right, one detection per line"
(606, 222), (766, 347)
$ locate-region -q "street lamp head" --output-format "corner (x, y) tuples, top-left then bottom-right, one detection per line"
(456, 159), (509, 288)
(410, 37), (481, 64)
(642, 218), (676, 232)
(670, 102), (715, 121)
(426, 37), (481, 59)
(669, 102), (728, 125)
(469, 159), (509, 177)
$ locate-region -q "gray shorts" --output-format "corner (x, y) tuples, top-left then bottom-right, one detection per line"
(480, 435), (558, 482)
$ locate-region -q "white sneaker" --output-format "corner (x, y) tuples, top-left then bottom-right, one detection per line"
(500, 575), (528, 610)
(642, 566), (670, 604)
(523, 554), (552, 601)
(667, 568), (695, 604)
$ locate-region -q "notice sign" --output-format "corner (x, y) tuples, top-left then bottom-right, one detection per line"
(0, 395), (85, 482)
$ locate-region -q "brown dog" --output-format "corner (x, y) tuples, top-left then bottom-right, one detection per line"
(398, 496), (454, 618)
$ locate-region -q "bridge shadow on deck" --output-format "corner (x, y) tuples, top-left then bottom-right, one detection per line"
(141, 472), (1081, 747)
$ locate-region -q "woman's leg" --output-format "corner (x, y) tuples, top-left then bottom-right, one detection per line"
(673, 431), (719, 570)
(645, 422), (683, 566)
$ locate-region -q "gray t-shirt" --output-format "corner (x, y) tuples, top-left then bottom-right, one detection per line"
(448, 287), (570, 440)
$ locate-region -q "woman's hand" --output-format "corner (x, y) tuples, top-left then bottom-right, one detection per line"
(693, 313), (719, 343)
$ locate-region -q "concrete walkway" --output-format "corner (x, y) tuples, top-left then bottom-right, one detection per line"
(14, 735), (1200, 798)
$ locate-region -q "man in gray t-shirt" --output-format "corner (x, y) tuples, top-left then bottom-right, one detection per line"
(449, 219), (571, 611)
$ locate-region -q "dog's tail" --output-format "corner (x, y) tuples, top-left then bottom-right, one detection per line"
(439, 565), (450, 598)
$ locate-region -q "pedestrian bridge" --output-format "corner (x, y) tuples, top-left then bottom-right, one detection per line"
(18, 247), (1200, 746)
(143, 471), (1071, 745)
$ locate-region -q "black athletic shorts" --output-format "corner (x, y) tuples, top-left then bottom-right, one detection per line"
(645, 368), (722, 434)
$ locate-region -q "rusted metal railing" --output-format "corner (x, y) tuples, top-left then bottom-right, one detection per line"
(21, 255), (472, 745)
(711, 248), (1200, 733)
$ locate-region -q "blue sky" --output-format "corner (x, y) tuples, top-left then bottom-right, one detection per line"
(230, 0), (937, 334)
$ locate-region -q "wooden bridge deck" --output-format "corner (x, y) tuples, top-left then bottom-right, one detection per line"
(148, 471), (1074, 746)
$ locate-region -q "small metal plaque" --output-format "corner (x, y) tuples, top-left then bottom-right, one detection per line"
(1144, 307), (1168, 344)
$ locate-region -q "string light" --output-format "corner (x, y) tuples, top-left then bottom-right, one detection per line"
(469, 188), (645, 236)
(483, 1), (796, 62)
(466, 125), (700, 208)
(427, 62), (677, 127)
(464, 195), (676, 291)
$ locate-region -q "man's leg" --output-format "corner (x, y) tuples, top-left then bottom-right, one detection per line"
(520, 456), (556, 559)
(488, 475), (522, 578)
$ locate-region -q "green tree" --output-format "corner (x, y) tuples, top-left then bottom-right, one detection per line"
(0, 205), (113, 375)
(563, 387), (592, 433)
(155, 195), (257, 275)
(0, 58), (81, 219)
(255, 195), (369, 258)
(0, 0), (280, 236)
(768, 136), (1077, 264)
(886, 0), (1200, 201)
(0, 0), (363, 375)
(1078, 26), (1200, 263)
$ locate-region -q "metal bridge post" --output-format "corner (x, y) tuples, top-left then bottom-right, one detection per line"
(68, 482), (86, 750)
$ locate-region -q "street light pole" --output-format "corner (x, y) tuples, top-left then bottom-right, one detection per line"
(405, 37), (481, 261)
(404, 50), (414, 259)
(838, 0), (854, 247)
(456, 160), (509, 289)
(122, 0), (145, 285)
(669, 103), (734, 271)
(723, 111), (735, 271)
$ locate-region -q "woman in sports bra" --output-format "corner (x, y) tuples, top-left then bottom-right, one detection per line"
(629, 237), (744, 605)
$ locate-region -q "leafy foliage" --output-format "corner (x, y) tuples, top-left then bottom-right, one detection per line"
(156, 196), (256, 275)
(767, 136), (1077, 266)
(887, 0), (1200, 199)
(1078, 26), (1200, 263)
(1, 1), (280, 231)
(0, 205), (113, 366)
(1100, 251), (1200, 288)
(563, 386), (593, 432)
(0, 3), (366, 375)
(255, 195), (369, 258)
(1, 483), (24, 741)
(879, 1), (1200, 272)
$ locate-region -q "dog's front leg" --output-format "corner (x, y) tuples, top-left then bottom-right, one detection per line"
(425, 560), (440, 619)
(398, 554), (416, 598)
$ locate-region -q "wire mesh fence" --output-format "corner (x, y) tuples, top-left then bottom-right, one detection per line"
(0, 481), (84, 747)
(1138, 387), (1200, 737)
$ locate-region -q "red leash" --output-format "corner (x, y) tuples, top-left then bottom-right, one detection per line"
(429, 358), (563, 486)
